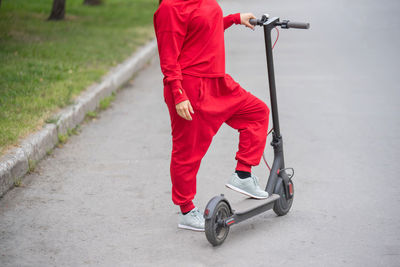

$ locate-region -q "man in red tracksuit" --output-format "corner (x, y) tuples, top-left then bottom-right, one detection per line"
(154, 0), (270, 231)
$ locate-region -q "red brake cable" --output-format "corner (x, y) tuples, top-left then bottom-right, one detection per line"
(272, 27), (279, 50)
(262, 128), (274, 171)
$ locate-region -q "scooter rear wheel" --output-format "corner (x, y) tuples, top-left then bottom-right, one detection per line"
(273, 180), (294, 216)
(205, 201), (230, 246)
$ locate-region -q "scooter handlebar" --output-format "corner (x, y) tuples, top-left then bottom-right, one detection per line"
(286, 21), (310, 29)
(249, 17), (310, 30)
(249, 18), (260, 26)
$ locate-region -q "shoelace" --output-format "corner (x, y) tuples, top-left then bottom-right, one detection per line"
(190, 209), (203, 222)
(251, 175), (260, 187)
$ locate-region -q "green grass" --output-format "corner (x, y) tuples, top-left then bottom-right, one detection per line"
(14, 178), (23, 187)
(85, 110), (97, 119)
(99, 92), (116, 110)
(45, 114), (60, 124)
(28, 159), (37, 173)
(0, 0), (157, 154)
(58, 133), (68, 145)
(57, 124), (80, 147)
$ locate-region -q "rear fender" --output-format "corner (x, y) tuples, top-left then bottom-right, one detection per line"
(203, 195), (232, 220)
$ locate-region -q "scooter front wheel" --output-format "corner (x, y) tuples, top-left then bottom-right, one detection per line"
(205, 201), (231, 246)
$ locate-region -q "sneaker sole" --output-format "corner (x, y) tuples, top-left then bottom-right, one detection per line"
(178, 224), (205, 232)
(225, 183), (269, 199)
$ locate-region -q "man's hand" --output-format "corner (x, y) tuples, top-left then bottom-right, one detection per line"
(176, 100), (194, 121)
(240, 13), (256, 30)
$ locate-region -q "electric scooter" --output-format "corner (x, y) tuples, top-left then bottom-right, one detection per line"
(204, 14), (310, 246)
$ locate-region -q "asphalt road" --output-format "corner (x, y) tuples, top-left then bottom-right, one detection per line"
(1, 0), (399, 266)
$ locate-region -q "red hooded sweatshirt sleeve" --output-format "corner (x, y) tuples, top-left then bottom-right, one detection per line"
(154, 0), (240, 105)
(223, 14), (241, 30)
(153, 2), (189, 105)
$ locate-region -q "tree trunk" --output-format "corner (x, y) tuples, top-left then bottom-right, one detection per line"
(48, 0), (66, 21)
(83, 0), (102, 6)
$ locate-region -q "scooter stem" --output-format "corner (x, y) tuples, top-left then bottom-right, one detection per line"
(263, 17), (281, 138)
(263, 17), (286, 194)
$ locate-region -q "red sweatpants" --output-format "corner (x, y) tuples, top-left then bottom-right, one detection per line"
(164, 74), (270, 213)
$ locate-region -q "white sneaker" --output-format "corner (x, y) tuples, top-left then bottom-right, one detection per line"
(178, 207), (205, 232)
(226, 173), (269, 199)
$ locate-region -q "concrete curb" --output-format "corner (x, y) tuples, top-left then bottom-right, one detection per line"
(0, 39), (157, 198)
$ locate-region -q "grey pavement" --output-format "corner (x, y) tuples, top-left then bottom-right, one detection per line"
(1, 0), (400, 266)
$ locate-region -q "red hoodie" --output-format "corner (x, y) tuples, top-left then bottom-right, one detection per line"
(153, 0), (241, 105)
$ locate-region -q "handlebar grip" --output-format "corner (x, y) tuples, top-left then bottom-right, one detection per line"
(286, 21), (310, 29)
(249, 18), (258, 26)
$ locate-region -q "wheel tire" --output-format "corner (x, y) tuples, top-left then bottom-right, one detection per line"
(273, 180), (294, 216)
(205, 201), (231, 246)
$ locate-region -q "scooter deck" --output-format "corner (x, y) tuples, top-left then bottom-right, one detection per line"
(223, 188), (280, 215)
(232, 194), (280, 215)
